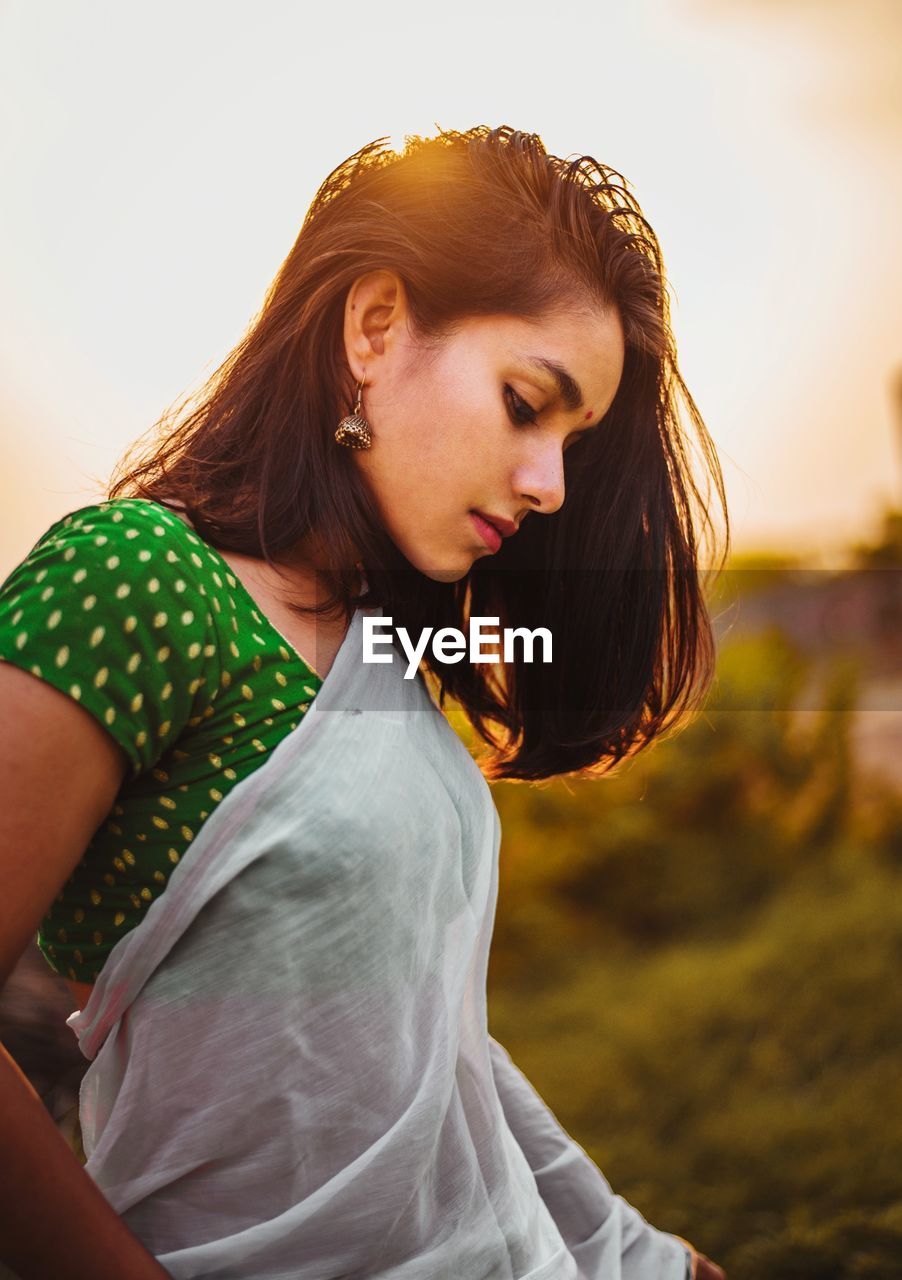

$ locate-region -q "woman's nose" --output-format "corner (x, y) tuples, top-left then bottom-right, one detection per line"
(514, 443), (566, 515)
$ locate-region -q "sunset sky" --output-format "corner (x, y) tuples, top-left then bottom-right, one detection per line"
(1, 0), (900, 574)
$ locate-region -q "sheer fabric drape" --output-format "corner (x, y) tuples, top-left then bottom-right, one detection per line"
(67, 606), (690, 1280)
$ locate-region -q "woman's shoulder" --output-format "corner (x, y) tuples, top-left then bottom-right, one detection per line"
(0, 496), (222, 779)
(2, 496), (221, 609)
(22, 495), (202, 558)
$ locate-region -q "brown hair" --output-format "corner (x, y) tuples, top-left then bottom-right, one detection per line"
(109, 124), (729, 782)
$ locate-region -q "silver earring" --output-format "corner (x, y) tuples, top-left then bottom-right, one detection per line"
(335, 372), (372, 450)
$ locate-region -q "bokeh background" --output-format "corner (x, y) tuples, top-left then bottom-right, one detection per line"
(1, 2), (900, 1277)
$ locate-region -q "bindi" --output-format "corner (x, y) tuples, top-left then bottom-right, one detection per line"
(584, 410), (593, 420)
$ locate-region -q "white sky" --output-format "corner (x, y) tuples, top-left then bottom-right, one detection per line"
(1, 0), (900, 574)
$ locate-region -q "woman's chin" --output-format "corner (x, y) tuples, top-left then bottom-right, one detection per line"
(395, 534), (481, 583)
(409, 550), (477, 584)
(420, 563), (472, 584)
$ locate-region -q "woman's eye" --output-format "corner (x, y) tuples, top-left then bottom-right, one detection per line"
(503, 384), (538, 426)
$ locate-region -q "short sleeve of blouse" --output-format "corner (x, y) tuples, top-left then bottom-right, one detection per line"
(0, 500), (219, 779)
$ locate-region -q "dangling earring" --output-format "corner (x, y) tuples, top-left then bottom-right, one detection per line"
(335, 371), (373, 450)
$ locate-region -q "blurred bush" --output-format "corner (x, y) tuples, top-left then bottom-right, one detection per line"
(476, 627), (902, 1279)
(484, 632), (872, 968)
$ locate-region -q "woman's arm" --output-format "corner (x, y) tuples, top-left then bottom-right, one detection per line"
(488, 1035), (694, 1280)
(0, 1043), (172, 1280)
(0, 664), (171, 1279)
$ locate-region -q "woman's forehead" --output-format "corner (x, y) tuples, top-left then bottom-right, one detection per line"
(457, 307), (622, 360)
(491, 310), (625, 400)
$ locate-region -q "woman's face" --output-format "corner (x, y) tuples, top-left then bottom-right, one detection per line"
(342, 271), (625, 582)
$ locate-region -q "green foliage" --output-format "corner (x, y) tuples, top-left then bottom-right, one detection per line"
(476, 625), (902, 1278)
(727, 1204), (902, 1279)
(486, 632), (866, 971)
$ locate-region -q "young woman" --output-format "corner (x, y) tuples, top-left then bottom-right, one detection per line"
(0, 126), (728, 1279)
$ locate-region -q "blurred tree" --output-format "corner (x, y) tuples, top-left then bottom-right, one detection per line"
(851, 506), (902, 569)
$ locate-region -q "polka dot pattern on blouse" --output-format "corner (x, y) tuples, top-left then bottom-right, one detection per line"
(0, 498), (323, 983)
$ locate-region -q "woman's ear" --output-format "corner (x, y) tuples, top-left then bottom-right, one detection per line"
(342, 270), (408, 379)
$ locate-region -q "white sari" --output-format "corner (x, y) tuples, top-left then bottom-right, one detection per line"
(67, 605), (691, 1280)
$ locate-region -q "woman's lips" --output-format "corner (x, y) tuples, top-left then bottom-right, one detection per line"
(470, 511), (502, 554)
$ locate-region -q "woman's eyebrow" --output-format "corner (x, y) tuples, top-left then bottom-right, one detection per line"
(522, 356), (584, 411)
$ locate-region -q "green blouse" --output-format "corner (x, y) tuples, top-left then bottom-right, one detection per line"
(0, 497), (323, 982)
